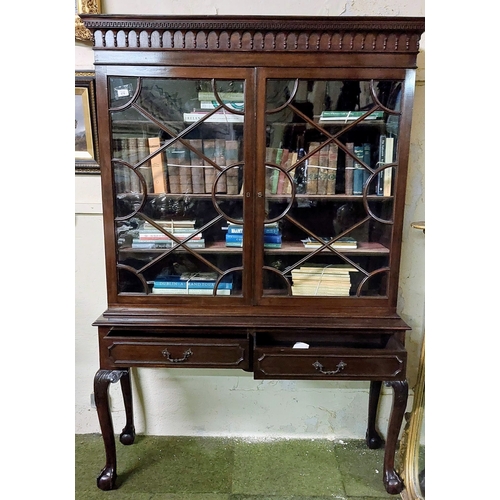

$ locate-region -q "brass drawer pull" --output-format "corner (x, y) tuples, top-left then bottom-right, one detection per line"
(312, 360), (347, 375)
(161, 348), (193, 363)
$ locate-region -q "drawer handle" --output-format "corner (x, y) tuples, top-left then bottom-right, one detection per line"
(312, 360), (347, 375)
(161, 348), (193, 363)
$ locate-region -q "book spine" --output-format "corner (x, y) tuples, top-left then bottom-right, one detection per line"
(154, 281), (232, 290)
(224, 139), (240, 194)
(376, 135), (386, 195)
(317, 146), (329, 195)
(276, 148), (289, 195)
(148, 137), (168, 194)
(203, 139), (216, 194)
(226, 234), (282, 243)
(306, 142), (320, 194)
(214, 139), (227, 193)
(170, 143), (191, 194)
(187, 139), (205, 194)
(198, 91), (245, 101)
(353, 145), (364, 195)
(344, 142), (354, 195)
(165, 146), (182, 194)
(383, 137), (395, 196)
(326, 143), (338, 195)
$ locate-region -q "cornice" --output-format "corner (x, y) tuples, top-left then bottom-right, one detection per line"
(80, 15), (425, 53)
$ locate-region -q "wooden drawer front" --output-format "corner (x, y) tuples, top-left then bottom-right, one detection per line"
(254, 348), (406, 380)
(105, 338), (249, 369)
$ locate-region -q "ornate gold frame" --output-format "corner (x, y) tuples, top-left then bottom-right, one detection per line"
(399, 221), (425, 500)
(75, 0), (101, 42)
(75, 72), (100, 174)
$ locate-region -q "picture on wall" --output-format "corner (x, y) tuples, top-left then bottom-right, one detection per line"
(75, 72), (100, 174)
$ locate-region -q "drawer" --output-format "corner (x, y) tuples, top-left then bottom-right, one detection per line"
(254, 337), (406, 380)
(102, 336), (250, 370)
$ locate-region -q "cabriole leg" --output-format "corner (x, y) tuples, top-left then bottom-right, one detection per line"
(119, 368), (136, 445)
(366, 380), (384, 449)
(93, 369), (128, 491)
(383, 380), (409, 495)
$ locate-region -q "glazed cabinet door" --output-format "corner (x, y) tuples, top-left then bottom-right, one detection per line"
(255, 69), (411, 307)
(100, 68), (255, 303)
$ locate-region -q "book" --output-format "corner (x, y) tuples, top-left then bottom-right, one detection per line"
(276, 148), (290, 195)
(200, 101), (244, 111)
(383, 137), (395, 196)
(127, 137), (141, 192)
(319, 110), (384, 121)
(226, 233), (282, 244)
(198, 91), (245, 101)
(291, 264), (356, 296)
(225, 222), (280, 235)
(376, 135), (386, 195)
(148, 137), (168, 193)
(362, 142), (371, 189)
(326, 143), (338, 194)
(152, 287), (231, 295)
(183, 110), (244, 123)
(177, 143), (193, 194)
(317, 146), (329, 195)
(344, 142), (354, 195)
(353, 145), (364, 195)
(187, 139), (206, 194)
(131, 239), (206, 249)
(203, 139), (216, 193)
(214, 139), (227, 193)
(153, 280), (232, 290)
(137, 138), (154, 193)
(224, 139), (240, 194)
(301, 236), (358, 249)
(306, 142), (320, 194)
(283, 151), (297, 195)
(165, 144), (184, 194)
(137, 232), (203, 241)
(265, 147), (278, 194)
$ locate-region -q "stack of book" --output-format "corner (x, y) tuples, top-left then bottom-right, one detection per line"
(291, 264), (358, 296)
(223, 221), (282, 248)
(184, 91), (245, 123)
(131, 220), (205, 249)
(301, 236), (357, 250)
(152, 272), (232, 295)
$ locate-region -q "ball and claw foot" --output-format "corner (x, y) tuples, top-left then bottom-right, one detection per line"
(365, 430), (384, 449)
(97, 467), (116, 491)
(384, 470), (404, 495)
(120, 426), (136, 445)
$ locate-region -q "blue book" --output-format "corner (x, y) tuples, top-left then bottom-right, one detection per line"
(225, 233), (282, 243)
(353, 145), (364, 195)
(153, 280), (232, 290)
(227, 223), (280, 235)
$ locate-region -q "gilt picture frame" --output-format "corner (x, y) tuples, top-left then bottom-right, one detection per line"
(75, 0), (102, 42)
(75, 72), (100, 174)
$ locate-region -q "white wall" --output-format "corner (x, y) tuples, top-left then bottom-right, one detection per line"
(75, 0), (425, 440)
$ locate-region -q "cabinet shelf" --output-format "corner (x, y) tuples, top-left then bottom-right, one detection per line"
(119, 241), (388, 255)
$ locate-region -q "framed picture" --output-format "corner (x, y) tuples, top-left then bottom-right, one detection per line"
(75, 0), (102, 42)
(75, 72), (100, 174)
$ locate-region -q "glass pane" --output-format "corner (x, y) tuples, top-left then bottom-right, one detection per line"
(262, 78), (401, 298)
(109, 76), (245, 297)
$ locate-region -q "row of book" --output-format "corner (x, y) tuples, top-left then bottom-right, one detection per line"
(131, 219), (206, 249)
(151, 271), (232, 295)
(345, 135), (395, 196)
(223, 221), (282, 248)
(265, 144), (338, 196)
(291, 264), (358, 296)
(113, 137), (241, 195)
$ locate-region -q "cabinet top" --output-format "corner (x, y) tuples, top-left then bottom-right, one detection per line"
(80, 15), (424, 54)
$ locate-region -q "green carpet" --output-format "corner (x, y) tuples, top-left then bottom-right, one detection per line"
(76, 435), (423, 499)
